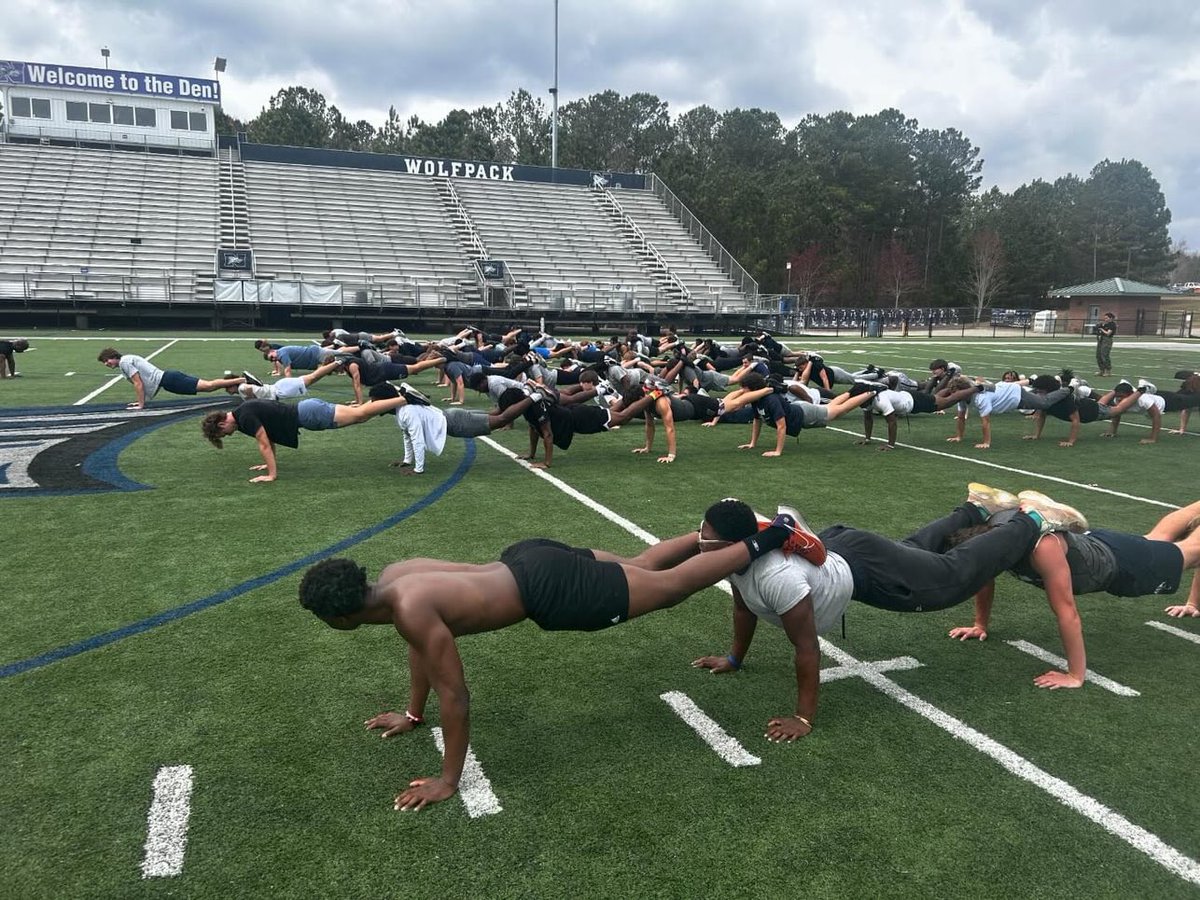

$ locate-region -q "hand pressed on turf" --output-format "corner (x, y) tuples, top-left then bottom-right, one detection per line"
(395, 776), (456, 811)
(691, 655), (737, 674)
(765, 715), (812, 742)
(948, 625), (988, 641)
(1033, 670), (1084, 689)
(365, 711), (419, 738)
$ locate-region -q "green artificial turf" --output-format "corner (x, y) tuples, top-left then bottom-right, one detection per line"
(2, 330), (1199, 898)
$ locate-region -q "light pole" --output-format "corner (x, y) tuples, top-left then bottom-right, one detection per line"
(100, 46), (110, 69)
(550, 0), (559, 169)
(786, 260), (792, 295)
(213, 57), (227, 82)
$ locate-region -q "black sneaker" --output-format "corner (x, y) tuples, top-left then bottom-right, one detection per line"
(242, 370), (263, 387)
(399, 383), (431, 406)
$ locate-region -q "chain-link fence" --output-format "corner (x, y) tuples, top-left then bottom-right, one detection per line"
(757, 303), (1195, 339)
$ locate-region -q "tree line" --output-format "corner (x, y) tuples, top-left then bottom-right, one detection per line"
(221, 87), (1179, 309)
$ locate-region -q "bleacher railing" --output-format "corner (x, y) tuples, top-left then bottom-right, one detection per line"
(3, 124), (214, 154)
(0, 269), (196, 304)
(594, 188), (691, 300)
(0, 268), (758, 316)
(645, 173), (759, 300)
(438, 178), (488, 260)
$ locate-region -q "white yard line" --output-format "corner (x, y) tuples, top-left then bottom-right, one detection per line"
(1145, 620), (1200, 646)
(819, 656), (922, 682)
(660, 691), (761, 766)
(478, 437), (662, 544)
(825, 426), (1180, 510)
(816, 639), (1200, 886)
(140, 765), (194, 878)
(1004, 639), (1140, 696)
(479, 437), (1200, 887)
(74, 339), (178, 406)
(430, 727), (502, 818)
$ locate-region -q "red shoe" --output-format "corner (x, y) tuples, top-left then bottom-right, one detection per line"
(774, 505), (827, 565)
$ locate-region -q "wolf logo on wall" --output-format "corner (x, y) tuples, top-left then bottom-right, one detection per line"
(0, 60), (25, 84)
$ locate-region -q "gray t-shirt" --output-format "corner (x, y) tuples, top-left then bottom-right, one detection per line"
(486, 375), (524, 403)
(118, 355), (164, 399)
(728, 549), (855, 633)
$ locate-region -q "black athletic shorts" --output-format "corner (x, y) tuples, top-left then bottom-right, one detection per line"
(500, 538), (630, 631)
(911, 392), (937, 414)
(1089, 530), (1184, 596)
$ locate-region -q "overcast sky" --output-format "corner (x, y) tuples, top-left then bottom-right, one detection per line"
(4, 0), (1199, 252)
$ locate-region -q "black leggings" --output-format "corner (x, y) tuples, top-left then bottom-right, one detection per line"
(821, 505), (1040, 613)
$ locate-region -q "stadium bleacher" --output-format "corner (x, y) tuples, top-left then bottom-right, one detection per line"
(612, 187), (749, 304)
(0, 139), (755, 321)
(0, 142), (218, 304)
(241, 159), (477, 308)
(451, 178), (669, 311)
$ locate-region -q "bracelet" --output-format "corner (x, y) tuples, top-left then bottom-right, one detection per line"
(726, 654), (741, 670)
(404, 710), (425, 725)
(793, 715), (812, 728)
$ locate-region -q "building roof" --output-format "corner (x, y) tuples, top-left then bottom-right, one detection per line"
(1048, 277), (1176, 297)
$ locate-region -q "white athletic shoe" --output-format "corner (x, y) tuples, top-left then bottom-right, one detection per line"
(1018, 491), (1088, 534)
(967, 483), (1019, 516)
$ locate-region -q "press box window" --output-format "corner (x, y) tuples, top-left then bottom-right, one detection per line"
(189, 111), (206, 131)
(135, 107), (156, 127)
(89, 103), (111, 124)
(170, 110), (189, 130)
(66, 101), (88, 122)
(11, 96), (51, 119)
(113, 105), (135, 126)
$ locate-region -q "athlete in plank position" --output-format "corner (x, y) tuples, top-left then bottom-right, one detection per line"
(98, 347), (246, 409)
(297, 508), (820, 810)
(948, 490), (1200, 686)
(201, 394), (411, 482)
(690, 487), (1084, 740)
(365, 382), (540, 474)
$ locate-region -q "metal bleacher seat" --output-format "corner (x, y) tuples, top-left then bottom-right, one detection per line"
(452, 179), (655, 306)
(0, 143), (218, 302)
(241, 160), (475, 294)
(611, 189), (744, 299)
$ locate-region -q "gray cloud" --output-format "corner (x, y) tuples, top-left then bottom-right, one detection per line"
(2, 0), (1197, 248)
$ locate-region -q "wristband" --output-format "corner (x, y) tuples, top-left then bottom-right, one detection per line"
(404, 711), (425, 726)
(726, 654), (741, 670)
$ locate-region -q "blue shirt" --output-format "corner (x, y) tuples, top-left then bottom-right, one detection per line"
(276, 345), (325, 370)
(754, 393), (805, 436)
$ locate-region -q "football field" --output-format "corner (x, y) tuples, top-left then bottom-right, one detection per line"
(2, 330), (1200, 898)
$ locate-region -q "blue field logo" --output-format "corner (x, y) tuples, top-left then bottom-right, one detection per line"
(0, 398), (229, 497)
